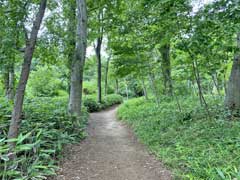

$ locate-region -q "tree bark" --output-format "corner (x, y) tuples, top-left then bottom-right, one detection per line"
(211, 73), (220, 96)
(223, 70), (227, 95)
(7, 0), (47, 151)
(125, 79), (129, 100)
(104, 54), (111, 96)
(141, 78), (148, 100)
(68, 0), (87, 117)
(148, 72), (160, 106)
(182, 41), (210, 118)
(66, 0), (76, 96)
(174, 93), (182, 112)
(225, 33), (240, 111)
(160, 44), (173, 96)
(4, 71), (9, 98)
(115, 79), (119, 94)
(191, 59), (210, 118)
(95, 36), (103, 103)
(6, 64), (15, 100)
(95, 7), (104, 103)
(3, 65), (15, 101)
(193, 60), (204, 105)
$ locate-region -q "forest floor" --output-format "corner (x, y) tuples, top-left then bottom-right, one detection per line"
(55, 106), (172, 180)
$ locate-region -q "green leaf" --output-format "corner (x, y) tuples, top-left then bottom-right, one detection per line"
(216, 168), (226, 179)
(0, 154), (9, 161)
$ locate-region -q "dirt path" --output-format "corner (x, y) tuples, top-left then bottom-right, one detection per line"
(56, 106), (172, 180)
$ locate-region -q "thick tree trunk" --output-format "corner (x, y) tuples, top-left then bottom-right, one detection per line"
(160, 44), (173, 96)
(7, 0), (47, 151)
(68, 0), (87, 117)
(95, 36), (103, 103)
(225, 33), (240, 111)
(104, 55), (111, 96)
(66, 0), (76, 90)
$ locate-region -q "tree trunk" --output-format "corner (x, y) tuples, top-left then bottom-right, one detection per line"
(125, 79), (129, 100)
(141, 78), (148, 100)
(160, 44), (173, 95)
(104, 54), (111, 96)
(68, 0), (87, 117)
(174, 93), (182, 112)
(211, 73), (220, 96)
(7, 0), (47, 151)
(4, 64), (15, 101)
(149, 72), (160, 106)
(182, 42), (210, 118)
(95, 37), (103, 103)
(194, 60), (204, 105)
(225, 33), (240, 111)
(7, 64), (15, 100)
(115, 79), (119, 94)
(192, 60), (210, 118)
(4, 71), (9, 98)
(66, 0), (76, 97)
(223, 71), (227, 95)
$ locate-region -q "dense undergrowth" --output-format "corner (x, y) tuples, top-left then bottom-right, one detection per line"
(0, 97), (88, 179)
(0, 94), (122, 180)
(117, 96), (240, 180)
(83, 94), (123, 112)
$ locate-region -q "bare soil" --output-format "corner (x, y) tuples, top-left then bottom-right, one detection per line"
(55, 106), (172, 180)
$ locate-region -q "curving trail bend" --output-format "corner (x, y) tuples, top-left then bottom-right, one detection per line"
(56, 106), (172, 180)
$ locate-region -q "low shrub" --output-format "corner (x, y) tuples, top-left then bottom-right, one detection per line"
(83, 95), (100, 112)
(0, 97), (88, 179)
(117, 96), (240, 179)
(83, 81), (97, 95)
(83, 94), (123, 112)
(101, 94), (123, 108)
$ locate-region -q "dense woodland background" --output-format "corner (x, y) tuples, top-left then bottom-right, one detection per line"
(0, 0), (240, 179)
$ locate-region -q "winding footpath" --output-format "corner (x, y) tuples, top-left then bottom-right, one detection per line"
(56, 106), (172, 180)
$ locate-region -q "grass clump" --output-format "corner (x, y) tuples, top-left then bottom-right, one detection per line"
(117, 96), (240, 180)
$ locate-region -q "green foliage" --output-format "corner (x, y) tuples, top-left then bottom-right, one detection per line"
(0, 81), (4, 96)
(117, 96), (240, 179)
(83, 81), (97, 95)
(27, 66), (65, 97)
(0, 97), (12, 137)
(83, 94), (123, 112)
(83, 95), (100, 112)
(0, 97), (88, 179)
(102, 94), (124, 108)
